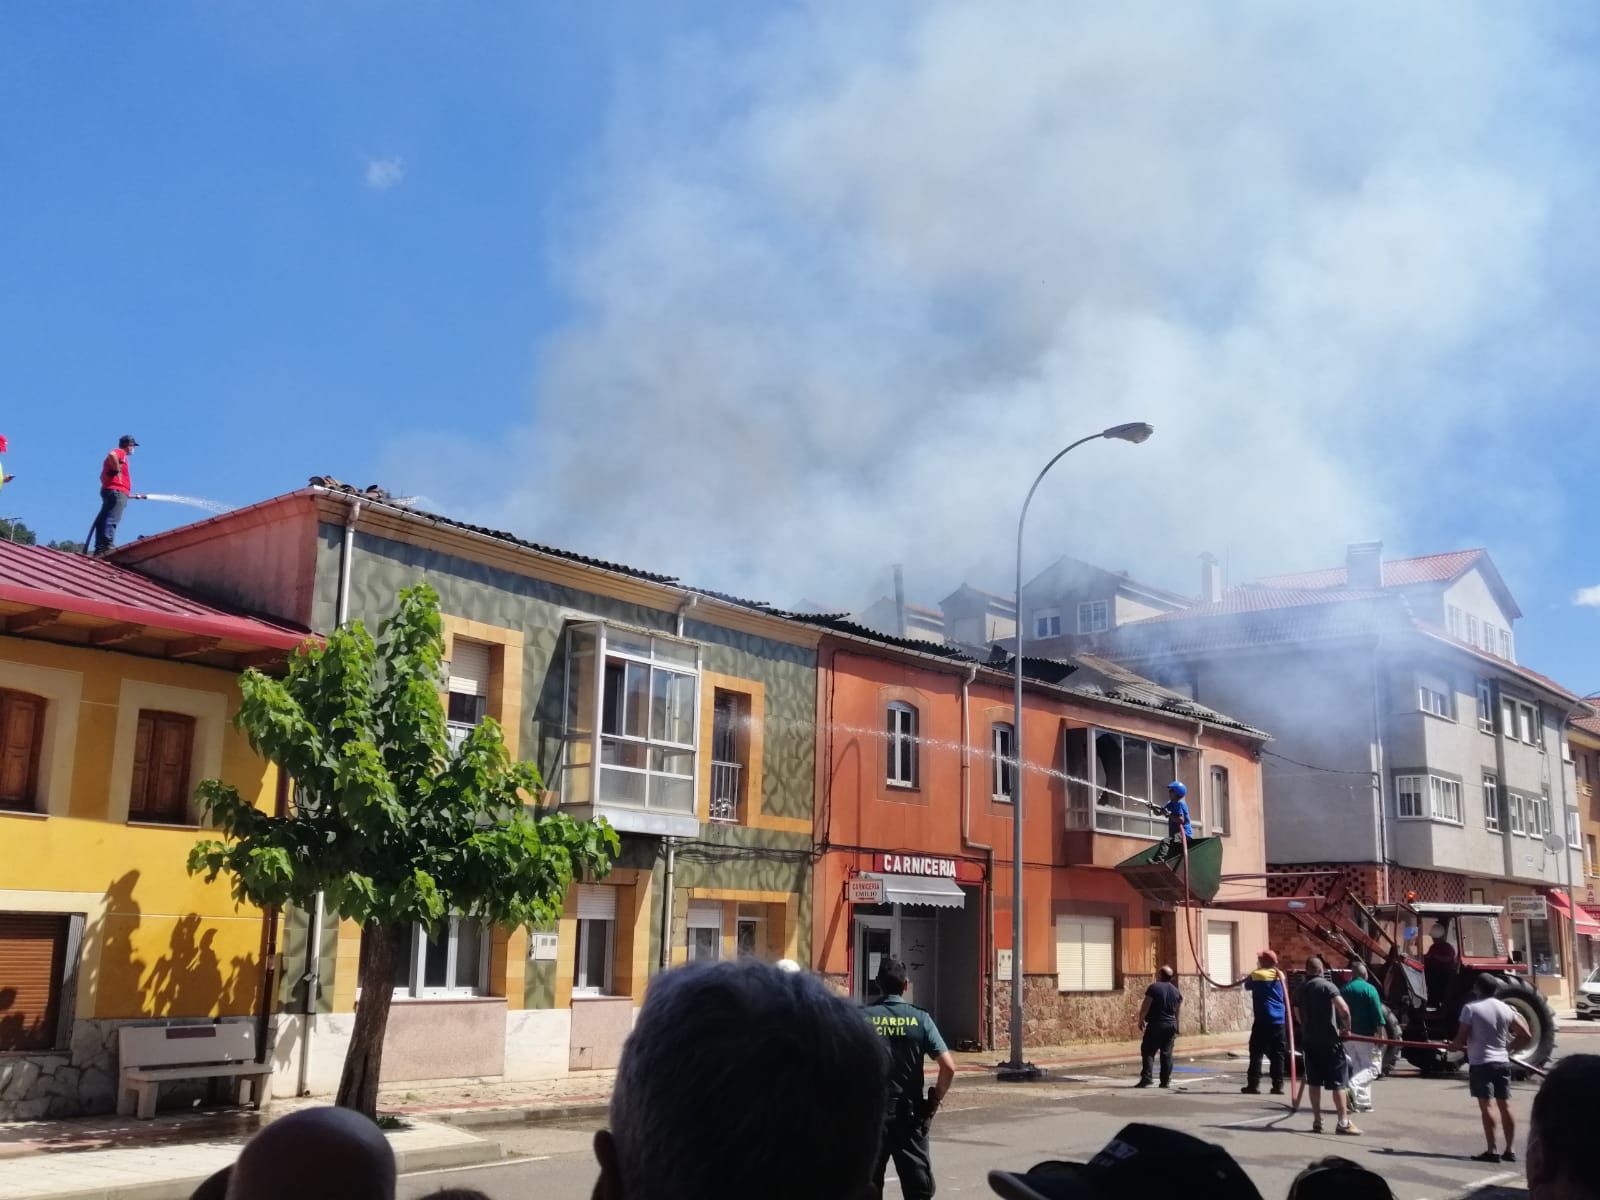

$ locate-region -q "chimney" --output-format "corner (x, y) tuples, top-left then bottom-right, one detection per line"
(1346, 541), (1384, 590)
(1199, 552), (1223, 603)
(892, 564), (907, 637)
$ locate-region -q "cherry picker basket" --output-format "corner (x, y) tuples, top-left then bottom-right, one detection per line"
(1113, 837), (1224, 905)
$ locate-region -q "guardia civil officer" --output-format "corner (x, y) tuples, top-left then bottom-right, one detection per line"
(864, 957), (957, 1200)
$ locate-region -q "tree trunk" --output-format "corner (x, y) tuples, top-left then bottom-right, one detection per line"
(336, 923), (398, 1117)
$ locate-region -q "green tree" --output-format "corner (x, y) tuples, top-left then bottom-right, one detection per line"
(0, 517), (37, 544)
(189, 583), (618, 1116)
(45, 539), (85, 553)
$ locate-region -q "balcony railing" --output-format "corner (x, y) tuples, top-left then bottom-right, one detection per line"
(710, 760), (741, 823)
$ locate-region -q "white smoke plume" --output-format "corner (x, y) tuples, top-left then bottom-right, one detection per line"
(393, 1), (1598, 609)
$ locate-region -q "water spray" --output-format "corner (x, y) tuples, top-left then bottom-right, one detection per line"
(79, 492), (236, 554)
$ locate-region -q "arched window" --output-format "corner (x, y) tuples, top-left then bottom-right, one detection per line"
(992, 722), (1016, 801)
(886, 702), (919, 788)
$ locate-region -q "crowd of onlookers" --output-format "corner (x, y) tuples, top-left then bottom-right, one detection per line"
(188, 960), (1598, 1200)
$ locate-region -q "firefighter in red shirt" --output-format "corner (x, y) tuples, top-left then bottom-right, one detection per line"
(90, 435), (144, 555)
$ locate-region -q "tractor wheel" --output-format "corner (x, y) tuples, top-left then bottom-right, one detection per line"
(1495, 977), (1557, 1068)
(1379, 1006), (1401, 1078)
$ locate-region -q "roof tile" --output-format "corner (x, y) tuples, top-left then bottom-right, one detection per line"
(1256, 549), (1486, 591)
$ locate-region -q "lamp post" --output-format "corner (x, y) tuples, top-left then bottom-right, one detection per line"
(999, 421), (1154, 1079)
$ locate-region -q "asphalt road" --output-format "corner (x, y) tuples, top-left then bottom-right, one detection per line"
(400, 1055), (1553, 1200)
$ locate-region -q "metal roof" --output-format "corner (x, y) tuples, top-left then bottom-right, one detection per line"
(0, 540), (308, 651)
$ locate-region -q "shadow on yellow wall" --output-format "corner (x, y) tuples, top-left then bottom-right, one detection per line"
(85, 871), (263, 1020)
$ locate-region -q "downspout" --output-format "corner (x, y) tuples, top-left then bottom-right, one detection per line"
(657, 596), (699, 973)
(1371, 636), (1392, 902)
(1558, 700), (1585, 1002)
(958, 663), (995, 1048)
(297, 498), (361, 1095)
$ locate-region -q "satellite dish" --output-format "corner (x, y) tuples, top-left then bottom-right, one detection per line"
(1542, 830), (1567, 853)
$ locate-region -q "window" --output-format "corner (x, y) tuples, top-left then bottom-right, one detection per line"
(1430, 777), (1463, 824)
(1055, 914), (1115, 992)
(0, 913), (70, 1052)
(574, 884), (617, 995)
(128, 710), (195, 824)
(1034, 609), (1062, 638)
(1518, 702), (1536, 745)
(887, 702), (919, 787)
(1209, 766), (1230, 836)
(1206, 921), (1237, 988)
(1417, 675), (1452, 719)
(388, 917), (487, 998)
(1499, 628), (1512, 660)
(1533, 792), (1551, 837)
(1483, 776), (1501, 832)
(1466, 613), (1480, 647)
(709, 690), (747, 823)
(1509, 793), (1526, 835)
(445, 640), (492, 750)
(1476, 681), (1494, 734)
(0, 688), (46, 813)
(1077, 601), (1109, 635)
(1563, 738), (1574, 764)
(1073, 728), (1196, 838)
(687, 901), (722, 962)
(992, 723), (1016, 801)
(561, 624), (700, 818)
(1502, 697), (1516, 736)
(1568, 809), (1582, 850)
(1396, 775), (1426, 820)
(736, 917), (761, 959)
(1447, 605), (1464, 637)
(1587, 835), (1598, 878)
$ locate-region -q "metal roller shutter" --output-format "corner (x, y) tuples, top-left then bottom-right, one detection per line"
(0, 914), (68, 1052)
(686, 901), (722, 930)
(448, 642), (492, 697)
(575, 884), (617, 922)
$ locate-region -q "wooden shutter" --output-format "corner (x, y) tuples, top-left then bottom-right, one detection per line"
(129, 711), (195, 823)
(0, 689), (45, 812)
(0, 914), (68, 1052)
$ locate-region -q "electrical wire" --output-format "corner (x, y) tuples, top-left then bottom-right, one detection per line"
(1261, 748), (1375, 776)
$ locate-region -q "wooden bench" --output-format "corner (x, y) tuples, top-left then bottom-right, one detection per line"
(117, 1024), (273, 1119)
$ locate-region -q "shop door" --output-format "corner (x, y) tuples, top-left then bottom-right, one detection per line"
(854, 916), (893, 1004)
(900, 916), (938, 1015)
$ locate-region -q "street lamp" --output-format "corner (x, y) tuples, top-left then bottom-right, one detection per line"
(1000, 421), (1154, 1080)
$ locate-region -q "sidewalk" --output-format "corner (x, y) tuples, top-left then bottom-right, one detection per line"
(0, 1032), (1248, 1199)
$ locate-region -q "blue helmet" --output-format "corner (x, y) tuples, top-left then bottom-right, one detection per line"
(1166, 781), (1187, 799)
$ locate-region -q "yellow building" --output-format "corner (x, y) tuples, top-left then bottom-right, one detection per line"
(1569, 707), (1600, 979)
(0, 541), (302, 1118)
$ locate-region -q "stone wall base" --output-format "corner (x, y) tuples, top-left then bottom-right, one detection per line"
(993, 975), (1250, 1050)
(0, 1017), (256, 1121)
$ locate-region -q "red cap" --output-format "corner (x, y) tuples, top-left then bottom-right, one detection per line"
(0, 434), (8, 452)
(1257, 949), (1278, 965)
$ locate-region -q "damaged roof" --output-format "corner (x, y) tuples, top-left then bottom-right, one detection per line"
(1257, 549), (1488, 591)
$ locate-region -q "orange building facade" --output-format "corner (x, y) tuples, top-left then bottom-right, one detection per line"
(812, 634), (1271, 1050)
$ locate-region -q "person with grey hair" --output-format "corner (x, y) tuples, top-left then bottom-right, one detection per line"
(592, 961), (889, 1200)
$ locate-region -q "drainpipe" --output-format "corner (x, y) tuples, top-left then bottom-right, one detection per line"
(1371, 637), (1392, 902)
(297, 498), (362, 1095)
(659, 838), (677, 972)
(958, 663), (995, 1048)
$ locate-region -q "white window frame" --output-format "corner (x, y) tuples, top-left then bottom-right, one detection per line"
(1476, 681), (1494, 734)
(1586, 833), (1598, 878)
(1465, 613), (1480, 648)
(1567, 809), (1582, 851)
(1077, 601), (1110, 635)
(575, 917), (616, 996)
(446, 639), (493, 751)
(391, 917), (489, 999)
(1080, 728), (1195, 840)
(1206, 920), (1237, 989)
(1447, 606), (1464, 638)
(887, 702), (919, 788)
(1483, 775), (1501, 833)
(1509, 792), (1526, 836)
(687, 901), (723, 962)
(1055, 913), (1115, 993)
(1430, 776), (1463, 824)
(1033, 609), (1062, 638)
(1396, 775), (1426, 820)
(992, 722), (1016, 802)
(1417, 675), (1452, 719)
(1499, 628), (1513, 660)
(1518, 702), (1537, 745)
(1209, 765), (1230, 836)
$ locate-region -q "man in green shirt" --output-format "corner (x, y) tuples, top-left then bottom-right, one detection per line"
(1341, 961), (1385, 1114)
(864, 958), (957, 1200)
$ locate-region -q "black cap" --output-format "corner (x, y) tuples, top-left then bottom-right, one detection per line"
(119, 435), (140, 448)
(987, 1124), (1263, 1200)
(874, 956), (908, 992)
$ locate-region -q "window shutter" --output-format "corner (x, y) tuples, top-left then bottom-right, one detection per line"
(1206, 922), (1236, 984)
(0, 690), (45, 810)
(449, 642), (492, 696)
(1055, 916), (1083, 991)
(687, 901), (721, 930)
(575, 884), (617, 921)
(130, 712), (194, 821)
(0, 914), (68, 1052)
(1082, 916), (1115, 991)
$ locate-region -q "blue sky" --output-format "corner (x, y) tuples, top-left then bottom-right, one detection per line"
(3, 3), (1598, 694)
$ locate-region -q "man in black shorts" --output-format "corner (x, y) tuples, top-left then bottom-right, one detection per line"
(1450, 974), (1531, 1162)
(1296, 956), (1359, 1136)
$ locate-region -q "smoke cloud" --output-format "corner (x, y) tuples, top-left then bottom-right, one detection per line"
(394, 2), (1599, 609)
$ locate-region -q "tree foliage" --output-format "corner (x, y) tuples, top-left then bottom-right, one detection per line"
(189, 583), (618, 1113)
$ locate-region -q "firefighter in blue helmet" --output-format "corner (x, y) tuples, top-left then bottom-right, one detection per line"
(1148, 781), (1193, 864)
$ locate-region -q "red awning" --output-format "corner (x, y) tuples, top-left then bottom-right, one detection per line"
(1545, 891), (1600, 938)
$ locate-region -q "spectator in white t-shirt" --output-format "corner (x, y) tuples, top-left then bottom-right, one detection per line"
(1449, 975), (1532, 1164)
